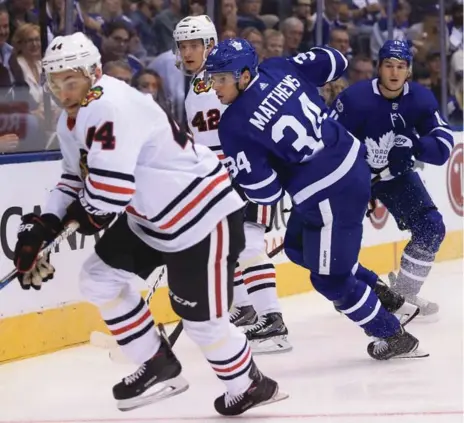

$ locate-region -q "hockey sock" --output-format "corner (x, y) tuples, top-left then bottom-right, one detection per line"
(244, 260), (280, 315)
(354, 263), (379, 289)
(232, 265), (252, 307)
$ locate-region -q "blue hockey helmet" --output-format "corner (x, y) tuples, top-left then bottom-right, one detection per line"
(205, 38), (258, 81)
(378, 40), (413, 67)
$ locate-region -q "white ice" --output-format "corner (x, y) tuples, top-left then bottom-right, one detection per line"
(0, 259), (463, 423)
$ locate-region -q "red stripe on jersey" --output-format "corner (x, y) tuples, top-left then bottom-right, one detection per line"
(110, 310), (151, 335)
(215, 221), (224, 318)
(261, 206), (268, 225)
(159, 172), (229, 230)
(57, 182), (80, 192)
(218, 154), (225, 160)
(244, 272), (276, 284)
(212, 346), (251, 373)
(89, 178), (135, 195)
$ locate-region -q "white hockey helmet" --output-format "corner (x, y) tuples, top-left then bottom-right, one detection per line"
(173, 15), (218, 74)
(42, 32), (101, 86)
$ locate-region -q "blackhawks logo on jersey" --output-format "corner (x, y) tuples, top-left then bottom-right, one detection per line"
(81, 86), (103, 107)
(193, 77), (212, 95)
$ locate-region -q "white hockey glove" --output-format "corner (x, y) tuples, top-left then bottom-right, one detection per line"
(20, 253), (55, 290)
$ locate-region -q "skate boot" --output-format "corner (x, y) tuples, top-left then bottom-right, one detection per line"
(367, 326), (429, 360)
(214, 359), (288, 416)
(374, 278), (420, 326)
(244, 312), (292, 354)
(388, 272), (439, 316)
(229, 304), (258, 330)
(113, 326), (189, 411)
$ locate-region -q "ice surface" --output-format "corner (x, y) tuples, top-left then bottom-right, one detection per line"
(0, 259), (462, 423)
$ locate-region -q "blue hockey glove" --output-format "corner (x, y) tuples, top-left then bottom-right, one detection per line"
(387, 145), (414, 177)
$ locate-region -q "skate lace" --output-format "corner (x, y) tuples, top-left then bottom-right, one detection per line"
(246, 316), (268, 334)
(224, 392), (244, 407)
(229, 306), (241, 320)
(124, 364), (146, 385)
(372, 340), (389, 356)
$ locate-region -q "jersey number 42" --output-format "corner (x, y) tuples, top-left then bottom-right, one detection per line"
(191, 109), (220, 132)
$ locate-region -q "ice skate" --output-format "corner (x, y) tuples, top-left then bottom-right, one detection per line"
(388, 272), (439, 317)
(214, 360), (288, 416)
(113, 327), (189, 411)
(229, 304), (258, 330)
(367, 327), (429, 360)
(244, 312), (292, 354)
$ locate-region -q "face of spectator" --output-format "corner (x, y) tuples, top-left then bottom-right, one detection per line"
(265, 35), (284, 58)
(329, 30), (349, 54)
(245, 32), (263, 59)
(104, 28), (130, 58)
(220, 29), (237, 40)
(427, 56), (440, 75)
(137, 73), (159, 96)
(295, 0), (311, 19)
(0, 13), (9, 47)
(178, 39), (206, 74)
(349, 60), (374, 83)
(284, 22), (304, 51)
(325, 0), (341, 19)
(416, 77), (432, 90)
(48, 69), (94, 118)
(103, 0), (122, 15)
(18, 28), (41, 60)
(190, 2), (205, 16)
(242, 0), (262, 17)
(378, 58), (410, 93)
(107, 65), (132, 84)
(395, 4), (410, 26)
(222, 0), (237, 16)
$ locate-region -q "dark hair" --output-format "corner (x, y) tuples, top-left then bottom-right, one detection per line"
(102, 20), (134, 38)
(413, 65), (431, 80)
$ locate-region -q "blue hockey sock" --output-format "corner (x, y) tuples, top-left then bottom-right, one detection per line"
(311, 273), (400, 338)
(354, 264), (378, 289)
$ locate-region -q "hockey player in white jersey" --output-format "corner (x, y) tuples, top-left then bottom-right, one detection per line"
(12, 32), (287, 416)
(174, 15), (291, 355)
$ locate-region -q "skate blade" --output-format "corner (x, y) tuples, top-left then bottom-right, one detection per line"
(253, 388), (289, 409)
(393, 348), (430, 359)
(89, 331), (117, 349)
(415, 313), (440, 324)
(116, 375), (189, 412)
(250, 336), (293, 355)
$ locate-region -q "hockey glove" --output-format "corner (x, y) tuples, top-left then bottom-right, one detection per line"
(64, 191), (116, 236)
(387, 145), (414, 177)
(14, 213), (62, 290)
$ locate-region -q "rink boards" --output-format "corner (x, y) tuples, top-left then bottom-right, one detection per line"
(0, 133), (462, 363)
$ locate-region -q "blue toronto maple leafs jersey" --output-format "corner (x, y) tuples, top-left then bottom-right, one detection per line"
(218, 47), (366, 211)
(328, 78), (454, 175)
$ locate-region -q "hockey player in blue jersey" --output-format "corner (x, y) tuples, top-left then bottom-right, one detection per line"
(205, 38), (426, 360)
(329, 40), (454, 316)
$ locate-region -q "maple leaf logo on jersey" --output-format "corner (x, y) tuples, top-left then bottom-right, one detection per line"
(81, 86), (103, 107)
(231, 40), (243, 51)
(193, 77), (212, 94)
(365, 130), (396, 169)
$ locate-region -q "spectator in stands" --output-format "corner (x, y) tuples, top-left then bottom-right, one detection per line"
(370, 1), (410, 62)
(0, 5), (13, 77)
(281, 17), (304, 56)
(6, 0), (38, 43)
(100, 20), (144, 73)
(103, 59), (133, 83)
(190, 0), (206, 16)
(0, 133), (19, 152)
(312, 0), (345, 46)
(263, 29), (284, 58)
(10, 23), (43, 109)
(131, 68), (170, 110)
(449, 48), (463, 95)
(339, 0), (384, 34)
(291, 0), (314, 51)
(241, 26), (264, 62)
(130, 0), (162, 57)
(237, 0), (266, 32)
(426, 50), (446, 103)
(407, 4), (448, 64)
(328, 27), (352, 60)
(321, 77), (348, 105)
(152, 0), (183, 54)
(347, 54), (374, 84)
(448, 1), (463, 53)
(448, 70), (463, 126)
(221, 0), (238, 34)
(220, 27), (237, 40)
(413, 65), (432, 89)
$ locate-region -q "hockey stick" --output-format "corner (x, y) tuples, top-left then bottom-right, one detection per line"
(0, 222), (80, 291)
(89, 265), (167, 350)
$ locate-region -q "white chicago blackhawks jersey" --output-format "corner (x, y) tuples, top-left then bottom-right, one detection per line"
(43, 74), (244, 252)
(184, 70), (228, 161)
